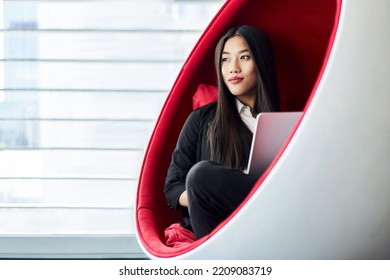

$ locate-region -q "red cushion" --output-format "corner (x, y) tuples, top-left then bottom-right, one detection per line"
(192, 84), (218, 110)
(164, 223), (196, 248)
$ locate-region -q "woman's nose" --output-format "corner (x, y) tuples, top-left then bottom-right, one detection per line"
(229, 63), (240, 73)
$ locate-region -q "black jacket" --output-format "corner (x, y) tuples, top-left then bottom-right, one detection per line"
(164, 102), (217, 215)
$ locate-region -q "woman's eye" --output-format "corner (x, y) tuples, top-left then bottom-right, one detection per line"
(241, 55), (251, 60)
(222, 57), (229, 62)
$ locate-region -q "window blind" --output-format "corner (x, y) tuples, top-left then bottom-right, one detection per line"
(0, 0), (223, 258)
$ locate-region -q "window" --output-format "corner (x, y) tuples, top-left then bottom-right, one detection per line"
(0, 0), (223, 259)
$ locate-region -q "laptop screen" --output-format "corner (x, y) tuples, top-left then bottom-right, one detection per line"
(246, 112), (302, 177)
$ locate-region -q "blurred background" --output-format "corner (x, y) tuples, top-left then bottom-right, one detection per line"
(0, 0), (223, 258)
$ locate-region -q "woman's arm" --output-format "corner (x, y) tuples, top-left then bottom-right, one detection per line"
(164, 109), (201, 210)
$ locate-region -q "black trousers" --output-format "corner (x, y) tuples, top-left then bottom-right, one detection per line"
(186, 160), (258, 239)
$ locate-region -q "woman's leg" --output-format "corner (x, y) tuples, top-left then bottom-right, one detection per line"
(186, 160), (258, 239)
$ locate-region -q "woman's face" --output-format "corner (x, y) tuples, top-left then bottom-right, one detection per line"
(221, 35), (257, 107)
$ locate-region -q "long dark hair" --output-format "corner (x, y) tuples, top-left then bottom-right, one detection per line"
(208, 25), (280, 170)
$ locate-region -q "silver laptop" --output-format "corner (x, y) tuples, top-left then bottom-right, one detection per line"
(246, 112), (302, 177)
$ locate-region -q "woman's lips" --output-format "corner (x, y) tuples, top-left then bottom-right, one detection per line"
(228, 76), (244, 84)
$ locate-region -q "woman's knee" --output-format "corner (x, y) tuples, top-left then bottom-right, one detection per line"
(186, 161), (214, 190)
(186, 160), (228, 197)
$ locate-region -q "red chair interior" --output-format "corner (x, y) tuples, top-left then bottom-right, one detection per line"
(136, 0), (340, 258)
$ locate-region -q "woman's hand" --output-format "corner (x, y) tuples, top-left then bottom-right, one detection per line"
(179, 190), (189, 207)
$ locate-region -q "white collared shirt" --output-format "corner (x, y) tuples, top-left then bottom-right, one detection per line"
(235, 98), (256, 133)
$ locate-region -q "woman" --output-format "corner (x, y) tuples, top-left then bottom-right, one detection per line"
(164, 25), (280, 239)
